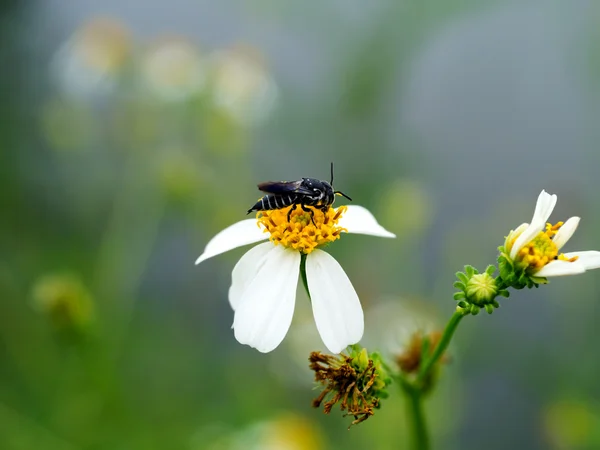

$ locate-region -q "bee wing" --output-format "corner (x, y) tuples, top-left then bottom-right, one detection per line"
(257, 180), (312, 195)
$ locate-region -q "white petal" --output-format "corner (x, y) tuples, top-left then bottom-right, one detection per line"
(337, 205), (396, 238)
(512, 223), (529, 237)
(195, 219), (268, 265)
(509, 223), (543, 260)
(228, 242), (273, 311)
(532, 190), (558, 224)
(510, 191), (557, 259)
(505, 223), (528, 250)
(534, 260), (586, 277)
(552, 217), (580, 250)
(306, 249), (364, 354)
(233, 246), (300, 353)
(563, 251), (600, 271)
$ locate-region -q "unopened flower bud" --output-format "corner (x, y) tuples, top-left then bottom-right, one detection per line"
(453, 265), (506, 315)
(356, 347), (369, 371)
(465, 273), (497, 306)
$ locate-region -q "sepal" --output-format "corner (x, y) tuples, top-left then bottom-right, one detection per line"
(498, 246), (543, 289)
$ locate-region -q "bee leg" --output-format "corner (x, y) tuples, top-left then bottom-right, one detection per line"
(320, 206), (329, 223)
(300, 203), (316, 226)
(287, 204), (297, 223)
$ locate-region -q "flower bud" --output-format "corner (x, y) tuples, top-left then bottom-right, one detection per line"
(465, 272), (498, 306)
(454, 265), (507, 315)
(356, 347), (369, 371)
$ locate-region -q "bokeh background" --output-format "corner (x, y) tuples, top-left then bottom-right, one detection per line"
(2, 0), (600, 449)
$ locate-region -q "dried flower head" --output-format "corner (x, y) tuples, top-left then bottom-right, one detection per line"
(394, 329), (451, 393)
(395, 330), (443, 374)
(309, 345), (390, 427)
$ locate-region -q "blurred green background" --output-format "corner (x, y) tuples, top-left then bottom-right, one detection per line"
(2, 0), (600, 449)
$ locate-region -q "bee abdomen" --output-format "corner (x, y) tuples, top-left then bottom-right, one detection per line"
(247, 194), (297, 214)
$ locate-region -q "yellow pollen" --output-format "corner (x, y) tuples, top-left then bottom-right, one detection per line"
(256, 205), (348, 254)
(515, 221), (577, 272)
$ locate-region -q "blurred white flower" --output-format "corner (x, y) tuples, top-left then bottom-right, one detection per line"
(194, 414), (323, 450)
(140, 37), (206, 101)
(51, 17), (131, 98)
(209, 46), (278, 126)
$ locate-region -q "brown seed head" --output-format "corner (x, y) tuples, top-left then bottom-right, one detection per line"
(309, 348), (388, 428)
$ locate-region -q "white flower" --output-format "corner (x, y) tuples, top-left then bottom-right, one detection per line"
(51, 18), (131, 99)
(208, 47), (278, 126)
(195, 204), (395, 353)
(505, 190), (600, 277)
(141, 38), (206, 102)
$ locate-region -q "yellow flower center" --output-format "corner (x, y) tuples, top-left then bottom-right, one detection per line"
(515, 222), (578, 272)
(256, 205), (348, 254)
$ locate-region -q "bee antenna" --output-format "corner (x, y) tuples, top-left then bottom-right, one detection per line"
(330, 161), (334, 185)
(334, 191), (352, 201)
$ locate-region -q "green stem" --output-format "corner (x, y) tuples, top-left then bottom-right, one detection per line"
(399, 310), (466, 449)
(300, 253), (311, 300)
(417, 310), (464, 385)
(404, 384), (429, 450)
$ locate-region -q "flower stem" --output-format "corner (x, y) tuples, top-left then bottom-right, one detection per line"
(400, 310), (465, 449)
(403, 383), (429, 450)
(417, 310), (464, 385)
(300, 253), (311, 300)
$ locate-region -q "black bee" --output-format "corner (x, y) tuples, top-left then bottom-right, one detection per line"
(247, 163), (352, 223)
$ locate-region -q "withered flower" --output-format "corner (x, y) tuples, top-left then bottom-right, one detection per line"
(395, 330), (443, 374)
(309, 345), (390, 427)
(394, 330), (450, 393)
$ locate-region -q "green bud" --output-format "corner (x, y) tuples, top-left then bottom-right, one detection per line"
(356, 348), (369, 371)
(465, 272), (498, 306)
(454, 264), (505, 315)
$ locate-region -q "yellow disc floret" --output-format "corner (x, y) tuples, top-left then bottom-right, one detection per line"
(256, 205), (348, 254)
(513, 222), (579, 273)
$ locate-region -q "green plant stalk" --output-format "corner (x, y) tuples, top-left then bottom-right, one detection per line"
(399, 310), (465, 449)
(403, 383), (429, 450)
(417, 310), (464, 385)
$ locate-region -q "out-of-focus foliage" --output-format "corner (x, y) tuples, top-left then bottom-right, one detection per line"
(1, 0), (600, 449)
